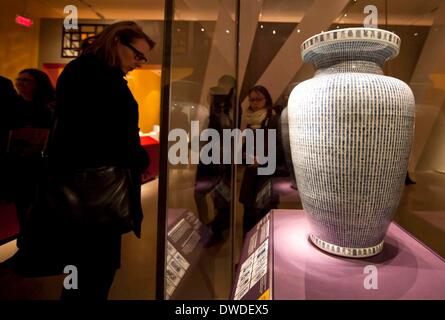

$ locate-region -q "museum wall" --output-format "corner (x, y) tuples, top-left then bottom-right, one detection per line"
(38, 18), (164, 68)
(0, 1), (40, 81)
(38, 18), (92, 67)
(239, 17), (441, 174)
(127, 69), (162, 133)
(37, 18), (164, 133)
(407, 3), (445, 173)
(417, 101), (445, 172)
(3, 0), (445, 174)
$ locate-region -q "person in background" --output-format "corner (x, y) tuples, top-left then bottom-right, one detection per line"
(6, 69), (54, 249)
(239, 85), (287, 236)
(194, 83), (234, 246)
(13, 69), (55, 128)
(50, 21), (155, 300)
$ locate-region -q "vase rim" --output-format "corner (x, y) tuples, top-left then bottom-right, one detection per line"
(301, 27), (400, 63)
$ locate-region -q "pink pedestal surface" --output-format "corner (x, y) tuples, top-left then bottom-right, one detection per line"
(271, 210), (445, 299)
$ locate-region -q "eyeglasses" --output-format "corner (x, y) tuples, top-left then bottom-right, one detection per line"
(249, 97), (265, 103)
(123, 42), (148, 64)
(16, 77), (34, 83)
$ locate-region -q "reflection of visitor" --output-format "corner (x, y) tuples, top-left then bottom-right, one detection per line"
(206, 88), (233, 245)
(170, 80), (209, 134)
(194, 75), (235, 246)
(239, 85), (287, 236)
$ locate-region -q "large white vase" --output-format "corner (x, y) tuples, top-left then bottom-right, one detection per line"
(288, 28), (415, 258)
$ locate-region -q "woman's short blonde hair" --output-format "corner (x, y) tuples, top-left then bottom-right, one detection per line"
(81, 21), (156, 67)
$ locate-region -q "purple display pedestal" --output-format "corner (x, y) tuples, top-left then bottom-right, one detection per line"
(232, 209), (445, 300)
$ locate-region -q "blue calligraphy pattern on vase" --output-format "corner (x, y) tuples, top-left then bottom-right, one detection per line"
(288, 28), (415, 258)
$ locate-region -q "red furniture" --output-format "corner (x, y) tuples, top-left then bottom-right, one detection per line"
(0, 201), (19, 244)
(140, 135), (160, 183)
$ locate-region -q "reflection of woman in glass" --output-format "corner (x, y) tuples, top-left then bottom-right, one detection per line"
(206, 88), (233, 245)
(239, 85), (285, 236)
(194, 81), (234, 246)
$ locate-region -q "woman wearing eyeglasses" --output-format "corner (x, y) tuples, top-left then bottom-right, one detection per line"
(6, 69), (54, 250)
(239, 85), (288, 236)
(13, 69), (55, 128)
(47, 21), (155, 300)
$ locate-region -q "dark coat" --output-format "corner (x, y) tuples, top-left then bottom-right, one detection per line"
(50, 54), (149, 238)
(10, 97), (53, 129)
(1, 82), (52, 209)
(51, 54), (148, 172)
(239, 113), (288, 208)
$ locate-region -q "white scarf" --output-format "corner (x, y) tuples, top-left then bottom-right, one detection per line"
(246, 108), (268, 129)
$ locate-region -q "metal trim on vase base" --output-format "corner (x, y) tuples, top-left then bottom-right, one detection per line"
(309, 234), (384, 258)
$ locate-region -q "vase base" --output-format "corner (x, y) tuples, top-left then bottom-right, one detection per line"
(309, 234), (384, 258)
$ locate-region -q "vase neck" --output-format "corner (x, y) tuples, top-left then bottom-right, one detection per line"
(315, 60), (383, 76)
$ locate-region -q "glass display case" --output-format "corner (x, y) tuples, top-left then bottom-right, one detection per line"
(156, 0), (445, 299)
